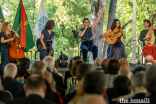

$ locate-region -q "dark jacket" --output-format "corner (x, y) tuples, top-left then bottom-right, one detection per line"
(7, 94), (57, 104)
(2, 77), (23, 99)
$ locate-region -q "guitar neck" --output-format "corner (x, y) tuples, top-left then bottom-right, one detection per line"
(115, 22), (130, 34)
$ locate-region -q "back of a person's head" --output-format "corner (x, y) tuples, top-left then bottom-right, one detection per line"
(44, 71), (56, 92)
(119, 58), (130, 69)
(76, 63), (93, 80)
(17, 64), (27, 77)
(107, 58), (120, 75)
(95, 57), (103, 67)
(83, 71), (105, 94)
(133, 66), (146, 75)
(71, 60), (84, 76)
(25, 75), (46, 90)
(118, 68), (131, 80)
(113, 76), (131, 96)
(43, 56), (55, 70)
(144, 65), (156, 94)
(19, 57), (30, 70)
(101, 59), (108, 71)
(31, 61), (46, 75)
(145, 55), (154, 64)
(4, 63), (17, 78)
(131, 71), (144, 88)
(80, 95), (107, 104)
(68, 56), (82, 70)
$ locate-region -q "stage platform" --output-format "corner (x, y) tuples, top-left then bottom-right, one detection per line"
(57, 64), (150, 76)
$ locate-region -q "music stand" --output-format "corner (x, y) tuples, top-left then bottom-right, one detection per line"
(46, 40), (53, 56)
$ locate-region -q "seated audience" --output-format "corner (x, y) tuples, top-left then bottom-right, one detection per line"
(132, 66), (146, 75)
(144, 65), (156, 104)
(118, 68), (131, 80)
(70, 71), (106, 104)
(105, 58), (120, 88)
(101, 59), (108, 74)
(63, 63), (92, 104)
(0, 77), (13, 103)
(19, 57), (30, 79)
(64, 56), (81, 90)
(144, 55), (154, 65)
(94, 57), (103, 70)
(8, 75), (57, 104)
(2, 63), (23, 99)
(53, 59), (62, 77)
(15, 64), (27, 84)
(66, 60), (84, 93)
(106, 76), (131, 104)
(119, 58), (130, 69)
(43, 56), (64, 89)
(16, 61), (62, 104)
(79, 94), (107, 104)
(45, 71), (63, 104)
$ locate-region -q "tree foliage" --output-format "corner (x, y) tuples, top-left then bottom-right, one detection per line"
(0, 0), (156, 62)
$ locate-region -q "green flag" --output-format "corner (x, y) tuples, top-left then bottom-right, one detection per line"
(13, 0), (34, 50)
(0, 6), (5, 29)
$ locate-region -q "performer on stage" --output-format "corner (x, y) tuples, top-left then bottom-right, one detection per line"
(38, 20), (55, 60)
(139, 19), (156, 60)
(139, 20), (156, 45)
(102, 19), (127, 60)
(80, 9), (104, 62)
(0, 22), (18, 69)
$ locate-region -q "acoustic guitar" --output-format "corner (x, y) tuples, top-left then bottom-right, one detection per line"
(144, 12), (156, 46)
(105, 20), (132, 45)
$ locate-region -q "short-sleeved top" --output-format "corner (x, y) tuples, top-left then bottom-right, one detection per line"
(0, 32), (8, 47)
(139, 29), (156, 46)
(38, 29), (55, 48)
(80, 27), (93, 41)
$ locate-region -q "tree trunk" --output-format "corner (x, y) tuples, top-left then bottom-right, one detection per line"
(89, 0), (106, 64)
(103, 0), (117, 59)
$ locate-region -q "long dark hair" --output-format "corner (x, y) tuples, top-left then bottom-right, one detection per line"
(110, 19), (121, 31)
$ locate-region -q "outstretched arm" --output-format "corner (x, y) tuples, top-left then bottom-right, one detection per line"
(91, 9), (104, 31)
(102, 29), (114, 37)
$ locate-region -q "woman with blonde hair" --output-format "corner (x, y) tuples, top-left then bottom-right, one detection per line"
(0, 22), (19, 69)
(119, 58), (130, 69)
(45, 71), (63, 104)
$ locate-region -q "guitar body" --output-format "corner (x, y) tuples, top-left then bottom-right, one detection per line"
(105, 28), (122, 44)
(144, 26), (155, 46)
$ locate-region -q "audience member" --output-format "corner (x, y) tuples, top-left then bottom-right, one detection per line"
(0, 77), (13, 103)
(64, 56), (82, 89)
(70, 71), (106, 104)
(144, 55), (154, 65)
(2, 63), (23, 98)
(101, 59), (108, 74)
(119, 58), (130, 69)
(8, 75), (57, 104)
(118, 68), (131, 80)
(45, 71), (62, 104)
(19, 57), (30, 79)
(15, 64), (27, 84)
(78, 94), (107, 104)
(106, 76), (131, 104)
(63, 63), (92, 104)
(133, 66), (146, 75)
(53, 59), (62, 77)
(43, 56), (64, 89)
(105, 58), (120, 88)
(66, 60), (84, 93)
(94, 57), (103, 70)
(144, 65), (156, 104)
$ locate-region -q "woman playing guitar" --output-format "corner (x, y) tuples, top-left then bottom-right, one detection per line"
(102, 19), (127, 60)
(0, 22), (19, 69)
